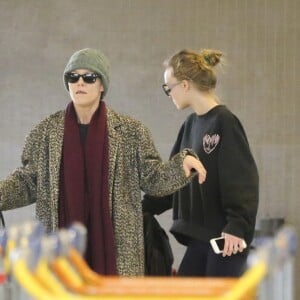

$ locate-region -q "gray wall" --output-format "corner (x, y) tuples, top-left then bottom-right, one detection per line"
(1, 0), (299, 294)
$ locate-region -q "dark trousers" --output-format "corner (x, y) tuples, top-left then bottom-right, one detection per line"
(177, 239), (248, 277)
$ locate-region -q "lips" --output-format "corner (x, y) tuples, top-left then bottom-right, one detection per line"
(76, 90), (87, 94)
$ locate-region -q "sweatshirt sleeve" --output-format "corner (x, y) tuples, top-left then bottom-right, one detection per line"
(142, 193), (173, 215)
(218, 113), (259, 243)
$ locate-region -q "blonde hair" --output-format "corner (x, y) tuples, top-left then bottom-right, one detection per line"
(164, 49), (223, 92)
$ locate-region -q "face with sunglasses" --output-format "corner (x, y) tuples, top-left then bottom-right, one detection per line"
(66, 69), (104, 108)
(163, 67), (191, 110)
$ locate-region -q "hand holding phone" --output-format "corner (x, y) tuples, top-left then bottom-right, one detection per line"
(210, 236), (247, 255)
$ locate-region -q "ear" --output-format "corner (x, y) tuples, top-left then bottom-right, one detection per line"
(99, 83), (104, 92)
(182, 79), (191, 92)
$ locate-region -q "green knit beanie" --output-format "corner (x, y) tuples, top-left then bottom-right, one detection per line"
(63, 48), (110, 98)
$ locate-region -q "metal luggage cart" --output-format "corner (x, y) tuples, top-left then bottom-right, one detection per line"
(2, 224), (297, 300)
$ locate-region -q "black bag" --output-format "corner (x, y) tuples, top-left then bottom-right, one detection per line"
(143, 213), (173, 276)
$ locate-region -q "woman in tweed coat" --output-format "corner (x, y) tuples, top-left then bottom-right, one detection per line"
(0, 48), (206, 276)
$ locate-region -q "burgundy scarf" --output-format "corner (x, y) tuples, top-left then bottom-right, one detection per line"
(59, 101), (117, 275)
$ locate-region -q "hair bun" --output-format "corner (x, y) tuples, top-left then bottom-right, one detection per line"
(200, 49), (223, 67)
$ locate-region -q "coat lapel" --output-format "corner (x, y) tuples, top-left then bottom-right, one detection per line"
(106, 108), (121, 212)
(49, 111), (64, 231)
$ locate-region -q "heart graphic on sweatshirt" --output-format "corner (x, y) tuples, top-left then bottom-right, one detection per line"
(203, 134), (220, 154)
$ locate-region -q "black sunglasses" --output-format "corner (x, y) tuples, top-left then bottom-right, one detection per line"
(162, 82), (181, 96)
(65, 72), (100, 84)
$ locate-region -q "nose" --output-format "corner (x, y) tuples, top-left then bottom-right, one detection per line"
(77, 77), (85, 84)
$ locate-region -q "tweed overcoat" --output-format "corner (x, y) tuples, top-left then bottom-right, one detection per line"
(0, 106), (192, 276)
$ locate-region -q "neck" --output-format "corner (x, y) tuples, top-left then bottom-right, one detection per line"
(190, 91), (220, 115)
(74, 101), (100, 124)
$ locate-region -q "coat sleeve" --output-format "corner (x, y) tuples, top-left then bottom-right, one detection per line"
(218, 114), (259, 243)
(141, 123), (186, 214)
(0, 123), (42, 210)
(137, 123), (196, 197)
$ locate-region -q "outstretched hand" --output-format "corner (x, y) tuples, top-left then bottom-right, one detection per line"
(183, 155), (207, 184)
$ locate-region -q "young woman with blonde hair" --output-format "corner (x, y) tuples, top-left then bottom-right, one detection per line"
(143, 49), (259, 277)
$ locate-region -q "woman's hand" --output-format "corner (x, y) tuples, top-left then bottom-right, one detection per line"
(183, 155), (207, 184)
(222, 232), (247, 257)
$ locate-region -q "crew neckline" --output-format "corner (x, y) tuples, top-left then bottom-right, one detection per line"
(196, 104), (225, 118)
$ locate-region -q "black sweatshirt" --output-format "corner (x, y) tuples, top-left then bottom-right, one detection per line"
(143, 105), (259, 246)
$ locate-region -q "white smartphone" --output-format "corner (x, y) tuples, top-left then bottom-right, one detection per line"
(210, 237), (247, 254)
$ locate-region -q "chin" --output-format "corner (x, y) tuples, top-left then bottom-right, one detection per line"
(177, 104), (187, 110)
(173, 100), (187, 110)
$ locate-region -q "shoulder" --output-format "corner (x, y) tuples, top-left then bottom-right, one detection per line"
(40, 110), (65, 126)
(26, 110), (64, 139)
(215, 106), (249, 141)
(214, 105), (243, 127)
(107, 107), (150, 136)
(214, 105), (234, 119)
